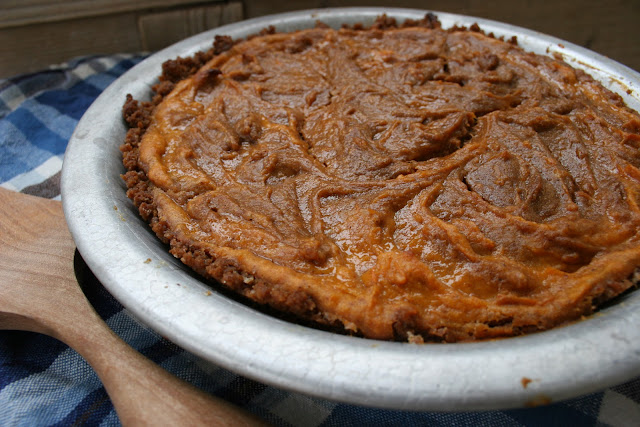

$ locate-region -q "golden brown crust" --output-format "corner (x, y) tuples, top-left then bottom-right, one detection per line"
(121, 14), (640, 342)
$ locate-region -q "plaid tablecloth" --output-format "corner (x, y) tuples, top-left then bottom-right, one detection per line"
(1, 54), (639, 426)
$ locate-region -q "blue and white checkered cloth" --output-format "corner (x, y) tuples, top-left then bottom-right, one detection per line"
(1, 54), (639, 426)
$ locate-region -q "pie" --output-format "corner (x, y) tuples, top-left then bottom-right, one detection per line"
(121, 14), (640, 342)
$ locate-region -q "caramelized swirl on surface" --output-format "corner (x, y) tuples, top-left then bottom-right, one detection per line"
(124, 21), (640, 341)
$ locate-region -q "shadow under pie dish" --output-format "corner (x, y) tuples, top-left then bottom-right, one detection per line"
(63, 9), (640, 410)
(120, 13), (640, 343)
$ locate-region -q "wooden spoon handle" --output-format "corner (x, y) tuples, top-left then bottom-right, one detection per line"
(64, 309), (265, 427)
(0, 188), (265, 426)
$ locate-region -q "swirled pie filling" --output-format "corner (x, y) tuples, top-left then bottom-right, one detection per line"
(122, 15), (640, 342)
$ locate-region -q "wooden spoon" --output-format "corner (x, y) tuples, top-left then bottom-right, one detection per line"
(0, 188), (266, 426)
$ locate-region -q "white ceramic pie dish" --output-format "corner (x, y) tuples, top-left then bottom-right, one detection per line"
(61, 7), (640, 411)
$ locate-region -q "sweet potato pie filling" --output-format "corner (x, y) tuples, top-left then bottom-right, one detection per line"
(121, 15), (640, 342)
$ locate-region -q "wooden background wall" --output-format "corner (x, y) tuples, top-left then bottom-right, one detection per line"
(1, 0), (638, 78)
